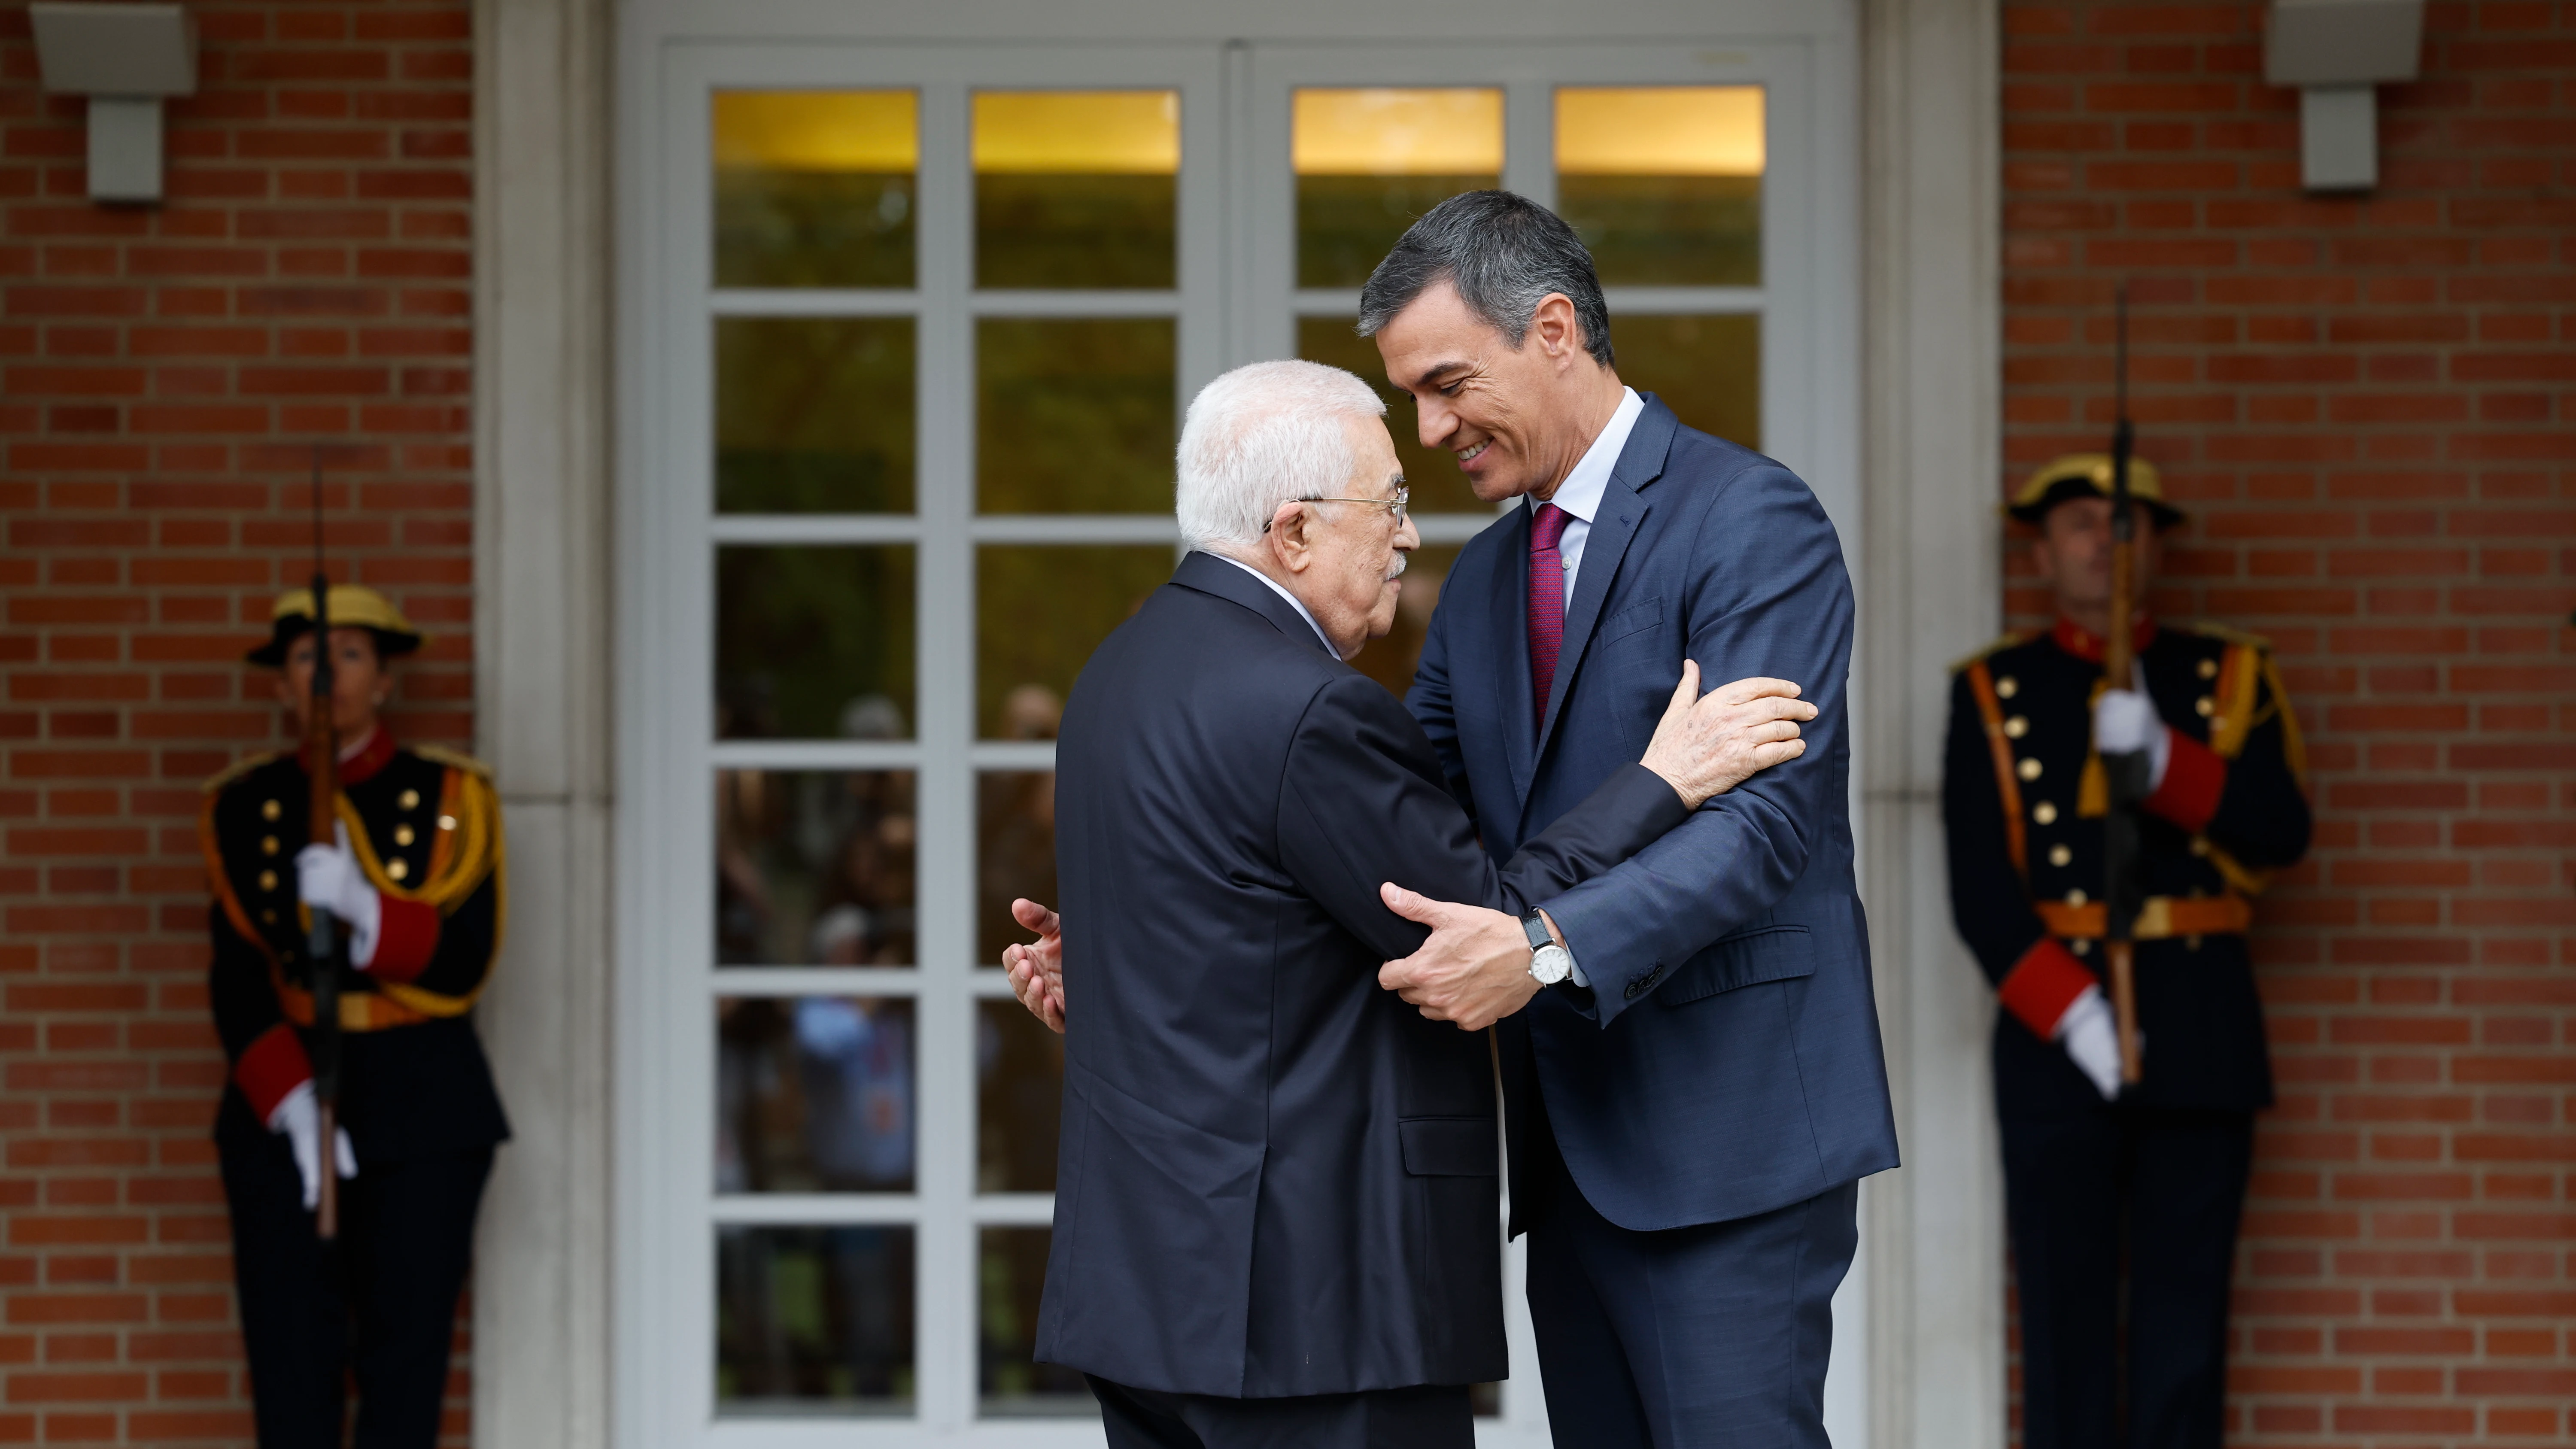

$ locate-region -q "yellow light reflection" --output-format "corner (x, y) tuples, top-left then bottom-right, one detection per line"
(1556, 87), (1764, 176)
(1293, 89), (1504, 176)
(974, 91), (1179, 174)
(713, 91), (918, 173)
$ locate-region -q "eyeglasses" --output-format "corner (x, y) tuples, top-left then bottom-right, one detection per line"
(1265, 484), (1409, 531)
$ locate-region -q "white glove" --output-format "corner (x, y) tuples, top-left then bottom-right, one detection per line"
(2057, 985), (2127, 1101)
(267, 1079), (358, 1210)
(295, 824), (383, 968)
(2092, 662), (2171, 792)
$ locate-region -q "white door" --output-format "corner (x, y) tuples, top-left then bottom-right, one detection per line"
(616, 18), (1856, 1448)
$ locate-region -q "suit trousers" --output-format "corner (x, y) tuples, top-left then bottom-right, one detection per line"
(219, 1139), (494, 1449)
(1999, 1102), (2254, 1449)
(1525, 1128), (1857, 1449)
(1089, 1374), (1472, 1449)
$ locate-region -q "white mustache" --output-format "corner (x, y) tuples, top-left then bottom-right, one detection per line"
(1383, 553), (1408, 583)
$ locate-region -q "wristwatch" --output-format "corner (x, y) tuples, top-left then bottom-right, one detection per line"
(1523, 909), (1574, 986)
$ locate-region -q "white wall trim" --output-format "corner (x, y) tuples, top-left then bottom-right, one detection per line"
(471, 0), (616, 1444)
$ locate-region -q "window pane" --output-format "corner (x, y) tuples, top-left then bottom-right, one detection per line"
(977, 770), (1057, 970)
(717, 771), (917, 969)
(716, 545), (916, 741)
(718, 996), (917, 1194)
(717, 1225), (915, 1413)
(1347, 544), (1462, 703)
(975, 91), (1177, 289)
(976, 544), (1171, 739)
(717, 317), (914, 514)
(979, 1227), (1094, 1416)
(1295, 318), (1485, 516)
(714, 91), (916, 289)
(1295, 88), (1501, 289)
(1615, 313), (1760, 451)
(1555, 87), (1762, 287)
(977, 999), (1064, 1193)
(976, 318), (1175, 513)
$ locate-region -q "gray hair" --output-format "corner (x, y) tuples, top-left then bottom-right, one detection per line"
(1175, 360), (1386, 554)
(1355, 191), (1615, 367)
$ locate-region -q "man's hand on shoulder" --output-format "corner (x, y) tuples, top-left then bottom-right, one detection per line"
(1376, 883), (1541, 1031)
(1001, 898), (1066, 1034)
(1640, 663), (1817, 808)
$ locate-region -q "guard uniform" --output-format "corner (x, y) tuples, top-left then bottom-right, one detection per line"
(1942, 458), (2311, 1449)
(203, 588), (510, 1449)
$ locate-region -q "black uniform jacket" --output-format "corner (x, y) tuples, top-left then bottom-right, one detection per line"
(1943, 617), (2311, 1112)
(1035, 552), (1690, 1398)
(200, 729), (510, 1162)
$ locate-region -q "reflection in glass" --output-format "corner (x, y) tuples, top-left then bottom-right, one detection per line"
(976, 545), (1171, 737)
(714, 91), (917, 289)
(717, 772), (917, 969)
(1555, 88), (1763, 287)
(979, 1228), (1094, 1416)
(976, 999), (1064, 1193)
(1294, 89), (1502, 289)
(1295, 319), (1484, 516)
(717, 1225), (915, 1413)
(977, 772), (1057, 969)
(717, 317), (914, 514)
(717, 545), (916, 740)
(718, 996), (916, 1193)
(976, 319), (1176, 514)
(1617, 314), (1761, 450)
(1349, 544), (1463, 703)
(975, 91), (1177, 290)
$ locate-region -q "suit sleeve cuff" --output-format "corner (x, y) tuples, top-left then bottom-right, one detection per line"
(2143, 731), (2225, 833)
(365, 895), (442, 983)
(1996, 938), (2100, 1039)
(234, 1024), (313, 1122)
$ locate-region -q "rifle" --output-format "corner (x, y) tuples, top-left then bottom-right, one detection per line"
(2100, 287), (2146, 1087)
(304, 454), (345, 1238)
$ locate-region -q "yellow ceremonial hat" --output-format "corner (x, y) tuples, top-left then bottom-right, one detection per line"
(2006, 453), (2184, 528)
(246, 584), (427, 665)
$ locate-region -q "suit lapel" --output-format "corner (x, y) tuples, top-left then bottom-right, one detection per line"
(1485, 506), (1539, 806)
(1532, 399), (1679, 766)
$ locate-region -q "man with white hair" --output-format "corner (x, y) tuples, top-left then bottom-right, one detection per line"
(1021, 359), (1814, 1448)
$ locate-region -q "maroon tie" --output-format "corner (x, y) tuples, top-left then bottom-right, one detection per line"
(1528, 503), (1572, 726)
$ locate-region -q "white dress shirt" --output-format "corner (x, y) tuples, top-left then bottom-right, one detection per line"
(1206, 551), (1338, 657)
(1531, 386), (1646, 610)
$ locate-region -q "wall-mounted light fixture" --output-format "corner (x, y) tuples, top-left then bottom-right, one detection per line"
(28, 3), (198, 205)
(2264, 0), (2425, 191)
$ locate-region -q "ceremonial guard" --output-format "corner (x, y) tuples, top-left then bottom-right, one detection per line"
(200, 585), (510, 1447)
(1944, 456), (2311, 1449)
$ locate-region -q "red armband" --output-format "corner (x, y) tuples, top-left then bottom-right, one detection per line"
(366, 895), (443, 984)
(234, 1024), (312, 1123)
(2144, 731), (2226, 834)
(1996, 937), (2099, 1040)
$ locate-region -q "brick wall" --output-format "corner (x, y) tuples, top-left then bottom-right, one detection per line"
(2002, 2), (2572, 1445)
(0, 1), (474, 1441)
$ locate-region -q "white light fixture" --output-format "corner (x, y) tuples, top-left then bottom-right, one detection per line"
(28, 3), (197, 205)
(2264, 0), (2424, 191)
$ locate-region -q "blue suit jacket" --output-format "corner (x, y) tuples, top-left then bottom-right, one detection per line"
(1410, 398), (1900, 1232)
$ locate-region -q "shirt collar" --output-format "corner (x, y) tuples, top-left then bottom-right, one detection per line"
(1207, 552), (1340, 658)
(1528, 386), (1643, 526)
(2051, 614), (2159, 664)
(314, 725), (398, 787)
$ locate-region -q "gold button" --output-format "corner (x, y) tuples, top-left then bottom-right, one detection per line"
(437, 814), (457, 832)
(398, 789), (421, 811)
(2187, 935), (2202, 951)
(2191, 836), (2210, 856)
(2017, 756), (2043, 781)
(261, 799), (281, 821)
(2032, 800), (2059, 825)
(1996, 676), (2019, 699)
(2195, 696), (2215, 717)
(261, 836), (279, 856)
(2071, 938), (2091, 956)
(394, 825), (416, 847)
(258, 870), (277, 892)
(2048, 843), (2073, 867)
(260, 909), (276, 924)
(386, 859), (410, 882)
(2198, 658), (2218, 679)
(2066, 889), (2088, 906)
(2004, 716), (2029, 739)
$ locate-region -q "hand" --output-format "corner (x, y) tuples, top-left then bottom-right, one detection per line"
(2056, 985), (2134, 1101)
(295, 824), (383, 968)
(1375, 884), (1541, 1031)
(1000, 898), (1065, 1034)
(1638, 665), (1817, 808)
(267, 1079), (358, 1211)
(2091, 663), (2171, 791)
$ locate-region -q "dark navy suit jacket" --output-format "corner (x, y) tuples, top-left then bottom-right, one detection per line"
(1410, 398), (1900, 1233)
(1036, 551), (1691, 1397)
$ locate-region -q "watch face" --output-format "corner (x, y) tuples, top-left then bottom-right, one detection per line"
(1529, 944), (1573, 986)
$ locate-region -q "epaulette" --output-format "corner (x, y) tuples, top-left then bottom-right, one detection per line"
(408, 742), (495, 779)
(1948, 631), (2035, 674)
(201, 748), (292, 795)
(2186, 620), (2273, 653)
